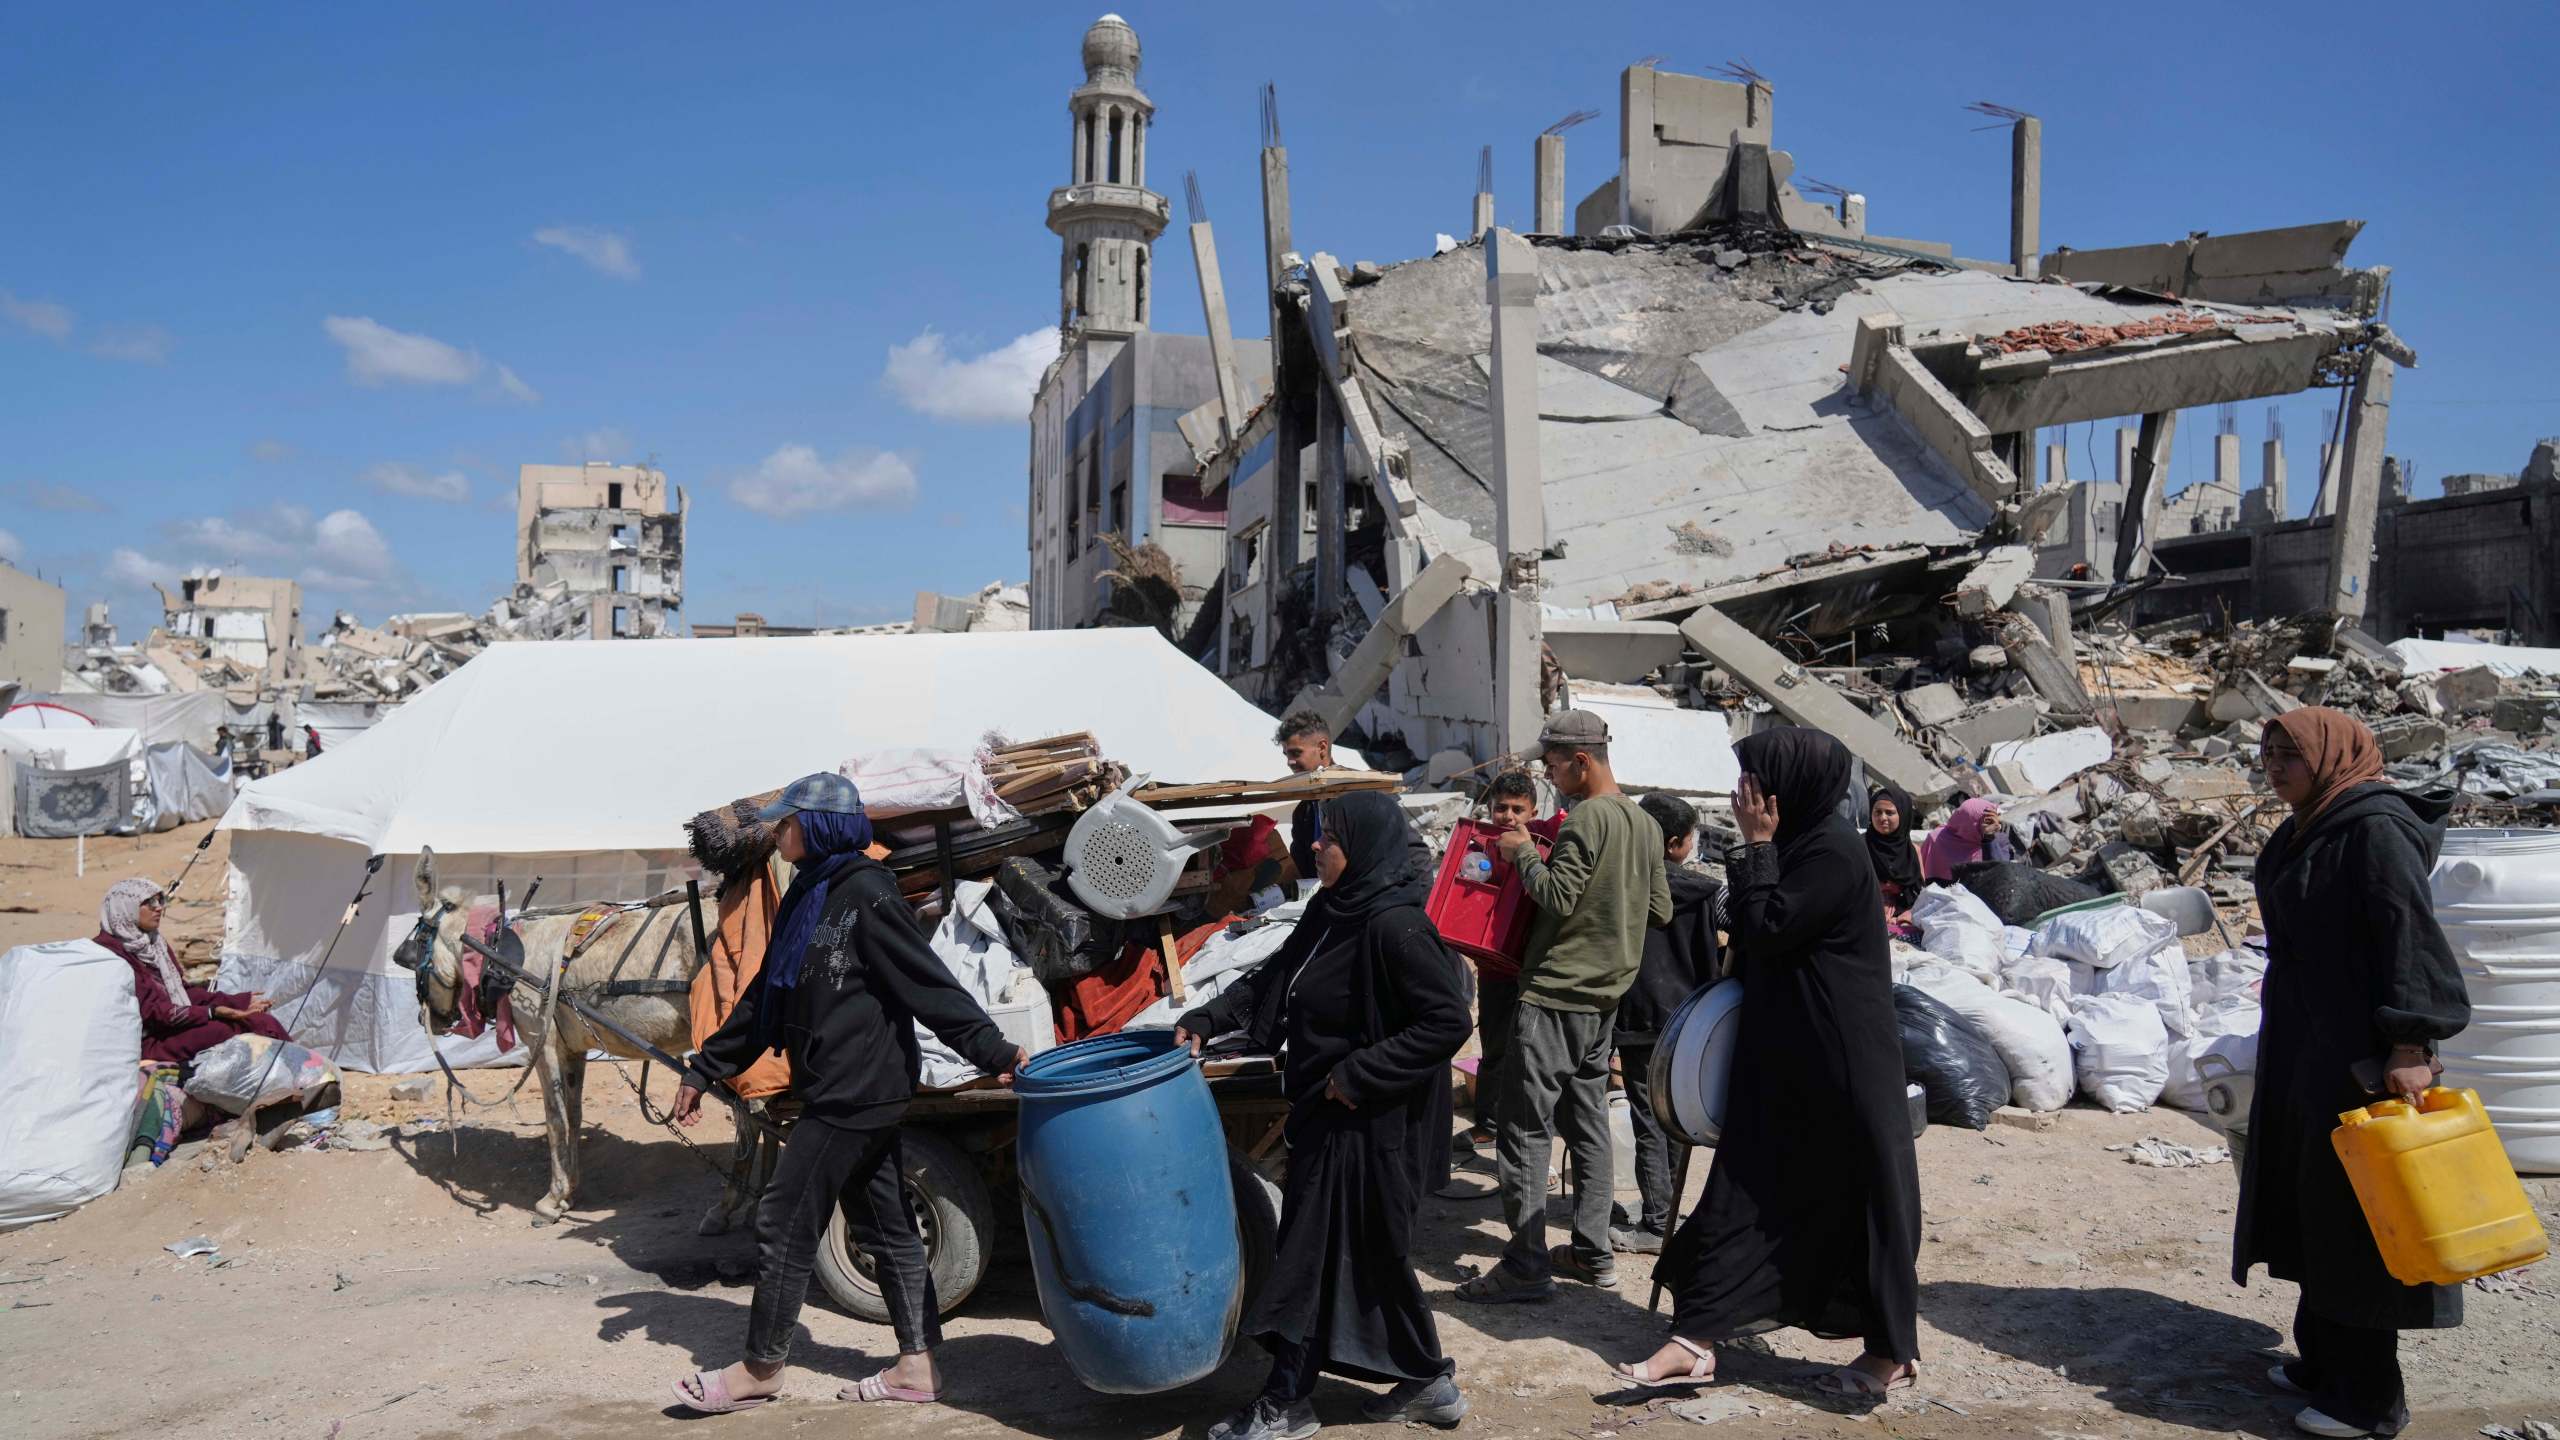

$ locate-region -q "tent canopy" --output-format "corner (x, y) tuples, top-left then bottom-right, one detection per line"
(223, 630), (1300, 856)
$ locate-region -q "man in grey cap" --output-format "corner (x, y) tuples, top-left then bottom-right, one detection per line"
(1457, 710), (1670, 1303)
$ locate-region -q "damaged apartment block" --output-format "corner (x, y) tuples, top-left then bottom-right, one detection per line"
(1142, 57), (2403, 802)
(513, 462), (687, 640)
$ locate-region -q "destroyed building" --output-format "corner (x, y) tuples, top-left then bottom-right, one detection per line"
(149, 572), (305, 694)
(1102, 52), (2405, 801)
(0, 560), (67, 694)
(513, 462), (685, 639)
(1026, 15), (1275, 637)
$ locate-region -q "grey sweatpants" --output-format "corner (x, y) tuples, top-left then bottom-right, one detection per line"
(1495, 1000), (1616, 1277)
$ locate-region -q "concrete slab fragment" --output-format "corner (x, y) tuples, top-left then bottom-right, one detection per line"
(1983, 727), (2113, 795)
(1570, 682), (1740, 795)
(1901, 683), (1967, 728)
(1679, 604), (1955, 800)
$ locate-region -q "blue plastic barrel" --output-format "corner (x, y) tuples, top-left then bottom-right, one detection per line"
(1013, 1029), (1242, 1394)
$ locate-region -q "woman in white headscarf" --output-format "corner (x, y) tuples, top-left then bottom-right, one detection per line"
(93, 877), (289, 1067)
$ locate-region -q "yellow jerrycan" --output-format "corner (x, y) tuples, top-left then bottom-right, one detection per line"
(2332, 1087), (2548, 1286)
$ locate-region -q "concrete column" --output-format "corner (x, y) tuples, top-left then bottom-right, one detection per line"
(1071, 113), (1084, 184)
(1535, 133), (1565, 235)
(1189, 222), (1246, 443)
(2324, 354), (2396, 622)
(2114, 411), (2177, 581)
(1260, 146), (1293, 341)
(1087, 108), (1104, 189)
(2215, 433), (2241, 495)
(1485, 229), (1546, 756)
(1472, 191), (1495, 242)
(1131, 111), (1144, 189)
(1316, 380), (1346, 623)
(2115, 426), (2137, 486)
(2011, 116), (2042, 278)
(2315, 441), (2339, 517)
(2044, 441), (2067, 488)
(2262, 440), (2289, 522)
(2013, 433), (2038, 493)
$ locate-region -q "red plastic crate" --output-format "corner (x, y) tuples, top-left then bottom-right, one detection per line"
(1427, 813), (1564, 978)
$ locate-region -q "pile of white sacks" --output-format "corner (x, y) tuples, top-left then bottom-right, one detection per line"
(1895, 885), (2262, 1116)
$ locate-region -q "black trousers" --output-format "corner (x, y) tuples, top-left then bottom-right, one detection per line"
(1616, 1044), (1677, 1235)
(745, 1110), (939, 1364)
(2293, 1297), (2406, 1435)
(1471, 975), (1518, 1136)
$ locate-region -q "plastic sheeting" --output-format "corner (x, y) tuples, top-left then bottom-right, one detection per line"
(139, 742), (233, 832)
(10, 691), (231, 750)
(0, 940), (140, 1230)
(2387, 637), (2560, 679)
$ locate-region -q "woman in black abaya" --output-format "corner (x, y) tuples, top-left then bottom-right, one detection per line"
(1614, 727), (1922, 1398)
(1178, 791), (1475, 1440)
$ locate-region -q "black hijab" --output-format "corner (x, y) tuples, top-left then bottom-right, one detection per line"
(1308, 790), (1434, 923)
(1863, 783), (1924, 892)
(1733, 726), (1857, 852)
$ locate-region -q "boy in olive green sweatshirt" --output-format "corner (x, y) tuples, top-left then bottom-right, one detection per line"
(1458, 710), (1670, 1302)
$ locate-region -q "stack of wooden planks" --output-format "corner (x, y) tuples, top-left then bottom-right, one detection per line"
(985, 733), (1127, 817)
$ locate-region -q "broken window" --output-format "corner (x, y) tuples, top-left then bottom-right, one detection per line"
(1134, 249), (1147, 323)
(1108, 109), (1123, 184)
(1110, 479), (1129, 537)
(1074, 244), (1090, 322)
(612, 564), (629, 594)
(1161, 473), (1225, 526)
(611, 605), (628, 637)
(1233, 521), (1267, 589)
(607, 482), (623, 509)
(611, 525), (630, 545)
(1304, 479), (1321, 533)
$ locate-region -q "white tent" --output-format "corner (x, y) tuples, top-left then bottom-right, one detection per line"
(218, 630), (1300, 1072)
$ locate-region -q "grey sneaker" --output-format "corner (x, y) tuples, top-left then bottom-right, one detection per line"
(1362, 1373), (1468, 1427)
(1208, 1397), (1319, 1440)
(1454, 1264), (1556, 1304)
(1610, 1225), (1664, 1255)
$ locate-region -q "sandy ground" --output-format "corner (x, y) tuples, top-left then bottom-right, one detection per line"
(4, 826), (2557, 1440)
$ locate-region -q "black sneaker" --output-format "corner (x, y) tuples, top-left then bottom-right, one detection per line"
(1455, 1265), (1556, 1304)
(1208, 1396), (1320, 1440)
(1610, 1225), (1664, 1255)
(1361, 1373), (1469, 1427)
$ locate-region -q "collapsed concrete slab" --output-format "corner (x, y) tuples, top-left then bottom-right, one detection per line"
(1678, 604), (1955, 800)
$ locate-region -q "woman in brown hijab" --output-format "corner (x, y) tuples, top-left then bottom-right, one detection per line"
(2234, 707), (2469, 1439)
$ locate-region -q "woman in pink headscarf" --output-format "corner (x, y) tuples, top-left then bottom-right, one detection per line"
(1919, 797), (2010, 883)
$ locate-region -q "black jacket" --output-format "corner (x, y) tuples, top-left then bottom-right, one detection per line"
(2235, 783), (2471, 1329)
(1616, 867), (1723, 1046)
(688, 858), (1016, 1123)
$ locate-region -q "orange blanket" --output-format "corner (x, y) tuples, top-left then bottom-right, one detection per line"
(687, 866), (792, 1100)
(1053, 916), (1240, 1043)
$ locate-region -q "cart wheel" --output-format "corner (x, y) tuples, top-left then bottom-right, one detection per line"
(1230, 1146), (1282, 1322)
(816, 1128), (994, 1322)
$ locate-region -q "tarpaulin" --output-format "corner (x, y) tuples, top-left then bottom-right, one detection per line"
(12, 758), (133, 838)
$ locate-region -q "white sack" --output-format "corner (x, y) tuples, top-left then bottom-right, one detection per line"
(0, 940), (140, 1229)
(842, 748), (972, 818)
(1913, 885), (2006, 980)
(2035, 903), (2178, 970)
(2072, 939), (2196, 1038)
(918, 879), (1048, 1087)
(2068, 992), (2171, 1113)
(2001, 954), (2075, 1025)
(1909, 963), (2075, 1113)
(2163, 997), (2263, 1112)
(2188, 947), (2268, 1015)
(186, 1033), (342, 1114)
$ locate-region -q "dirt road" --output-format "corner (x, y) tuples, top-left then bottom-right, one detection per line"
(2, 824), (2553, 1438)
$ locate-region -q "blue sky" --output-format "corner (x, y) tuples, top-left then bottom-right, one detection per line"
(3, 2), (2553, 640)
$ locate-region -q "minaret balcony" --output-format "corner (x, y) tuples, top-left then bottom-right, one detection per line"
(1047, 184), (1169, 236)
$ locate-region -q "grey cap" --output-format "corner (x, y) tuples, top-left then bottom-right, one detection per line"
(755, 772), (867, 822)
(1534, 709), (1611, 753)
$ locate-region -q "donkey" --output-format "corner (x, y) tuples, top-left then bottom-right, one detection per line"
(394, 847), (773, 1231)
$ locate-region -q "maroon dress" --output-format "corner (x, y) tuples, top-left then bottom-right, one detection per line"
(95, 931), (290, 1066)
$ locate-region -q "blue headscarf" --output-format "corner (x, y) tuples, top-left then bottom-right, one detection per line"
(757, 807), (876, 1044)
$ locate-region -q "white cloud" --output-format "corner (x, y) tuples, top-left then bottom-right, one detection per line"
(160, 504), (406, 593)
(105, 547), (170, 589)
(0, 528), (21, 565)
(533, 225), (641, 281)
(1, 290), (75, 341)
(494, 365), (541, 405)
(322, 315), (538, 403)
(88, 325), (175, 364)
(362, 462), (471, 504)
(727, 444), (917, 519)
(561, 427), (632, 463)
(883, 327), (1058, 423)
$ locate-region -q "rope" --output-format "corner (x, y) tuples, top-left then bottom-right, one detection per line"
(430, 944), (565, 1155)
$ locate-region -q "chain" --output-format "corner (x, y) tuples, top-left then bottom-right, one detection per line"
(609, 1056), (746, 1184)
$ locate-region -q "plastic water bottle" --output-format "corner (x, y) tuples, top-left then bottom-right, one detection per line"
(1460, 850), (1495, 885)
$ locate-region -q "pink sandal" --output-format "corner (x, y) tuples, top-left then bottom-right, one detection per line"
(670, 1369), (782, 1414)
(838, 1371), (942, 1405)
(1611, 1335), (1717, 1388)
